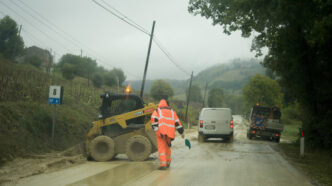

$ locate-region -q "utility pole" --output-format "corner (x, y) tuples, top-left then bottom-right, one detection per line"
(202, 82), (208, 107)
(140, 20), (156, 98)
(80, 49), (83, 57)
(18, 25), (22, 35)
(185, 71), (194, 128)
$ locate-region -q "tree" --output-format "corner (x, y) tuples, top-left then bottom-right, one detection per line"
(243, 75), (282, 110)
(104, 71), (117, 87)
(224, 94), (245, 115)
(0, 16), (24, 60)
(207, 88), (224, 108)
(186, 84), (202, 103)
(92, 74), (103, 88)
(57, 54), (97, 79)
(188, 0), (332, 148)
(24, 55), (42, 68)
(111, 68), (126, 86)
(150, 79), (174, 101)
(61, 63), (75, 80)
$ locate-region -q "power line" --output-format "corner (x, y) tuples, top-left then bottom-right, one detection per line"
(0, 9), (6, 16)
(0, 1), (72, 53)
(16, 0), (119, 68)
(92, 0), (192, 77)
(21, 28), (49, 48)
(100, 0), (150, 34)
(2, 0), (140, 79)
(91, 0), (150, 35)
(153, 37), (191, 76)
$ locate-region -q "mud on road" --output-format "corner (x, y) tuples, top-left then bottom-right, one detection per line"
(0, 146), (85, 185)
(1, 116), (313, 186)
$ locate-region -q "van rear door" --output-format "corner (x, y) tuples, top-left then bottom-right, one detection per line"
(202, 109), (231, 134)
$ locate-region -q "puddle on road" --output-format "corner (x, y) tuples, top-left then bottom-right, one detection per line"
(68, 162), (156, 186)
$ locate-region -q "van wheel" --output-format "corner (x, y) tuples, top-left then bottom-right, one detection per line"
(89, 136), (116, 162)
(228, 135), (233, 143)
(198, 133), (205, 143)
(126, 135), (152, 161)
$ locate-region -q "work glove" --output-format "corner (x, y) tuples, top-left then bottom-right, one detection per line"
(154, 127), (158, 132)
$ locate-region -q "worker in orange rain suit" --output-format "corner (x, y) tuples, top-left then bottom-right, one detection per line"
(151, 99), (184, 170)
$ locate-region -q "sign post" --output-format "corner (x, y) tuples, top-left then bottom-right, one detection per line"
(48, 86), (64, 143)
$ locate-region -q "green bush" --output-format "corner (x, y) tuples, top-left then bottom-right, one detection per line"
(282, 102), (303, 125)
(92, 74), (103, 88)
(24, 56), (42, 68)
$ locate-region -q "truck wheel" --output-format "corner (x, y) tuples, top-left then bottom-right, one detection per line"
(126, 135), (152, 161)
(248, 134), (252, 140)
(275, 138), (280, 143)
(89, 136), (116, 162)
(198, 133), (205, 143)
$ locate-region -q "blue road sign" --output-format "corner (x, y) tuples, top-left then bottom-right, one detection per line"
(254, 117), (264, 127)
(48, 98), (60, 104)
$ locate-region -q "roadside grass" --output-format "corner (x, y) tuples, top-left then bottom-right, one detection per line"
(280, 143), (332, 185)
(282, 122), (302, 142)
(280, 121), (332, 185)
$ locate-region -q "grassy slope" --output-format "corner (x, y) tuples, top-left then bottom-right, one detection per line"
(281, 121), (332, 185)
(0, 60), (118, 164)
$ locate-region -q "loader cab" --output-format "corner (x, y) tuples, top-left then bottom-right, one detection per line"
(100, 92), (144, 119)
(99, 93), (147, 137)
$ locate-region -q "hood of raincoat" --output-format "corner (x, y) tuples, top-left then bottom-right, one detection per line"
(158, 99), (169, 108)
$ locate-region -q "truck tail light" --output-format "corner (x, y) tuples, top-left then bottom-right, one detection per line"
(252, 130), (256, 134)
(200, 120), (203, 128)
(230, 120), (234, 129)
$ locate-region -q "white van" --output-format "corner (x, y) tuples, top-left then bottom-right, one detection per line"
(198, 108), (234, 142)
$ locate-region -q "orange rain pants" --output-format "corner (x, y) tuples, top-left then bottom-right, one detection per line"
(156, 132), (172, 167)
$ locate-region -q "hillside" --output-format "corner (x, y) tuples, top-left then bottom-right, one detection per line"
(127, 79), (190, 96)
(193, 58), (265, 93)
(128, 58), (265, 101)
(0, 59), (121, 164)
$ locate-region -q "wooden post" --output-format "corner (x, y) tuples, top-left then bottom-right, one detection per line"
(185, 71), (194, 128)
(140, 21), (156, 98)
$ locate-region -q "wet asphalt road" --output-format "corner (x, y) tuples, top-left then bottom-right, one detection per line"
(14, 116), (312, 186)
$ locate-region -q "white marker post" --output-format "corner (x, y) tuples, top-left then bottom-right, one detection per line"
(48, 86), (64, 143)
(299, 128), (304, 157)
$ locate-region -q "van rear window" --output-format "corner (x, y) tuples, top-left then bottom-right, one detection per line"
(202, 109), (231, 119)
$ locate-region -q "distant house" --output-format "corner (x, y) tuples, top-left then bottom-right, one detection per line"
(17, 46), (53, 73)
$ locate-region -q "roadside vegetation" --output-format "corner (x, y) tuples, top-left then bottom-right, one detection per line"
(279, 143), (332, 185)
(0, 58), (113, 164)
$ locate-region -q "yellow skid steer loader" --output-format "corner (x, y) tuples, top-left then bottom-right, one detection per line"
(83, 92), (158, 161)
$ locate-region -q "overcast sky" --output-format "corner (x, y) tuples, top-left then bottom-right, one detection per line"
(0, 0), (258, 80)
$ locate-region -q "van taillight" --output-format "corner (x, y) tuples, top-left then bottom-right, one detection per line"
(230, 120), (234, 128)
(200, 120), (203, 128)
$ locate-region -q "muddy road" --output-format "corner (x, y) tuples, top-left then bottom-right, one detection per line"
(5, 116), (312, 186)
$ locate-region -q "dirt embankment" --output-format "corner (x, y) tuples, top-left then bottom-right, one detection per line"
(0, 145), (86, 185)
